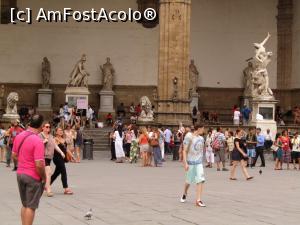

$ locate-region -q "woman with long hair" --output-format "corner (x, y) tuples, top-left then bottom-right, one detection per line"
(64, 123), (76, 162)
(114, 125), (125, 163)
(51, 127), (73, 195)
(274, 133), (283, 170)
(230, 129), (253, 181)
(139, 127), (150, 167)
(129, 125), (139, 163)
(280, 130), (291, 170)
(39, 122), (65, 197)
(150, 127), (162, 167)
(74, 124), (83, 163)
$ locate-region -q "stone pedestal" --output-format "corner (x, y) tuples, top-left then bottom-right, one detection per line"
(1, 113), (20, 129)
(36, 89), (53, 112)
(98, 90), (115, 120)
(190, 93), (199, 111)
(250, 98), (278, 135)
(156, 0), (192, 125)
(65, 87), (90, 109)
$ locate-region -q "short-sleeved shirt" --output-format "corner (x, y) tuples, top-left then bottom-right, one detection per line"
(13, 129), (45, 181)
(186, 135), (204, 165)
(256, 134), (265, 147)
(164, 129), (172, 143)
(242, 108), (251, 120)
(9, 126), (24, 145)
(291, 137), (300, 152)
(183, 132), (193, 147)
(233, 111), (241, 120)
(246, 134), (257, 149)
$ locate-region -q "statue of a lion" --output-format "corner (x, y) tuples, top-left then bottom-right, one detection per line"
(6, 92), (19, 114)
(139, 96), (154, 122)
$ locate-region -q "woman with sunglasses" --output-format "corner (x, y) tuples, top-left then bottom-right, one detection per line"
(51, 127), (74, 195)
(39, 123), (65, 197)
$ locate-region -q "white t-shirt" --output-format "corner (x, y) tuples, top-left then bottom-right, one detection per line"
(233, 111), (240, 120)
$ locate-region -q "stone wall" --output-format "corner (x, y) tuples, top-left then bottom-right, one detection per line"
(1, 82), (298, 115)
(0, 83), (155, 112)
(0, 0), (278, 88)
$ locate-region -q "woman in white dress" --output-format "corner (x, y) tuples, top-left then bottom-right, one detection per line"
(114, 125), (125, 163)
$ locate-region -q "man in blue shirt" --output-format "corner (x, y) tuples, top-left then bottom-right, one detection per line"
(253, 128), (265, 167)
(241, 105), (252, 125)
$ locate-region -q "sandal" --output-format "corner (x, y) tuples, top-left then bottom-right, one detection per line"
(246, 176), (254, 180)
(46, 192), (54, 197)
(229, 178), (237, 180)
(64, 189), (74, 195)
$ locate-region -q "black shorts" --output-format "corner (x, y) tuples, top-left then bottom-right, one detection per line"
(17, 174), (44, 209)
(45, 158), (51, 166)
(291, 151), (300, 160)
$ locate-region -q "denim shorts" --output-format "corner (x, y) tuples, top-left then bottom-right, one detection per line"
(247, 149), (256, 158)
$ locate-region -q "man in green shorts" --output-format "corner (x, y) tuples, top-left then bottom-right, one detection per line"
(180, 124), (206, 207)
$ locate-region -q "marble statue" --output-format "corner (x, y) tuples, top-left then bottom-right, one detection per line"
(138, 96), (154, 122)
(152, 87), (158, 101)
(248, 33), (274, 99)
(243, 61), (254, 97)
(5, 92), (19, 114)
(189, 60), (199, 94)
(100, 57), (115, 91)
(0, 84), (4, 109)
(41, 57), (51, 89)
(68, 54), (89, 88)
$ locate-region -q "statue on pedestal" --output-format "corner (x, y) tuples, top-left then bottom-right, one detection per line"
(5, 92), (19, 114)
(68, 54), (89, 88)
(189, 60), (199, 94)
(41, 57), (51, 89)
(100, 57), (115, 91)
(138, 96), (154, 122)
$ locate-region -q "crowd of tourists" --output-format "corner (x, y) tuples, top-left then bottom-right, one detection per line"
(107, 122), (300, 172)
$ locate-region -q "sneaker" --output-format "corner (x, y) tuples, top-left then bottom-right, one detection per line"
(12, 167), (17, 171)
(195, 200), (206, 207)
(180, 194), (187, 203)
(222, 168), (229, 171)
(217, 168), (221, 171)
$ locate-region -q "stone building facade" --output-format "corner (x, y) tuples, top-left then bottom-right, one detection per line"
(0, 0), (299, 119)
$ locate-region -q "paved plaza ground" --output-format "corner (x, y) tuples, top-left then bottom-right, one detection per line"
(0, 152), (299, 225)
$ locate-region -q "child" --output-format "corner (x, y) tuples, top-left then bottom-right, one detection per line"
(180, 124), (206, 207)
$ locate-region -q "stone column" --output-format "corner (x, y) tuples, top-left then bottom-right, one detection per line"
(277, 0), (293, 110)
(156, 0), (191, 125)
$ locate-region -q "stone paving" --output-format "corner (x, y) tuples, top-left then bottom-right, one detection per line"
(0, 152), (299, 225)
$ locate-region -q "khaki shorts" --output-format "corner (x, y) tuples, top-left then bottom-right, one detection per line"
(215, 148), (226, 163)
(17, 174), (44, 209)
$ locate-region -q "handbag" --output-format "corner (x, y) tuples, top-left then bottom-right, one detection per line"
(271, 145), (278, 152)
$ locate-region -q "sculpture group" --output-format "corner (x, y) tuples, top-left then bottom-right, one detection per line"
(243, 33), (274, 99)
